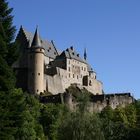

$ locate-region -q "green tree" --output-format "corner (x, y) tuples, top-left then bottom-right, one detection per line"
(0, 89), (30, 139)
(0, 1), (17, 138)
(58, 111), (104, 140)
(100, 106), (115, 140)
(100, 104), (137, 140)
(0, 1), (45, 139)
(40, 103), (65, 140)
(0, 0), (17, 65)
(0, 55), (16, 91)
(125, 104), (137, 127)
(126, 100), (140, 140)
(0, 0), (16, 91)
(25, 94), (45, 140)
(15, 92), (45, 140)
(0, 89), (45, 140)
(58, 93), (104, 140)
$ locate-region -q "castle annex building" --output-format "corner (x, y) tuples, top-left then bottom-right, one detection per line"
(13, 26), (103, 95)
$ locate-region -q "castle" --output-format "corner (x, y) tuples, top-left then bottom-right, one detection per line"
(13, 26), (134, 111)
(13, 26), (103, 95)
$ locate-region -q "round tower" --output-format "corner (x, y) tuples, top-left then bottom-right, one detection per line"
(28, 27), (45, 94)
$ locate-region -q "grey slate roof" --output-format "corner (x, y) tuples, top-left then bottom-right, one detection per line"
(22, 28), (33, 46)
(59, 47), (95, 72)
(31, 27), (42, 47)
(16, 27), (95, 72)
(87, 64), (93, 72)
(57, 46), (87, 64)
(21, 27), (58, 59)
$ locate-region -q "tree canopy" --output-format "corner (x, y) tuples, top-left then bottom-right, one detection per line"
(0, 0), (140, 140)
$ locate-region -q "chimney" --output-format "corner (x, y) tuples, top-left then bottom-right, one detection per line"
(70, 46), (73, 50)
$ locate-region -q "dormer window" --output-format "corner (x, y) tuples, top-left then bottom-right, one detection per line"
(77, 54), (79, 57)
(72, 52), (74, 55)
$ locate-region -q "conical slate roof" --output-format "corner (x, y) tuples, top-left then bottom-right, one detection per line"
(17, 28), (60, 59)
(31, 27), (42, 47)
(84, 48), (87, 60)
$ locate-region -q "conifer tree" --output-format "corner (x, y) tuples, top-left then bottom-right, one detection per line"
(0, 1), (46, 139)
(0, 0), (16, 91)
(0, 0), (17, 65)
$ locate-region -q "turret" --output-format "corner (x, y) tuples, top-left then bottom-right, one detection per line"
(28, 27), (45, 94)
(84, 48), (87, 60)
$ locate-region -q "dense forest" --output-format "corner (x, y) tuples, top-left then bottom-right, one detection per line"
(0, 0), (140, 139)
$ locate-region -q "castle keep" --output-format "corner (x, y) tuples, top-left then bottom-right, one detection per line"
(13, 26), (103, 95)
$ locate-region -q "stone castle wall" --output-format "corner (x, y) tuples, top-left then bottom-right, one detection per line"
(14, 27), (103, 95)
(40, 92), (134, 112)
(45, 57), (103, 95)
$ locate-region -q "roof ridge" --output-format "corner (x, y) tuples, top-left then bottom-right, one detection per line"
(20, 26), (30, 41)
(15, 25), (29, 43)
(51, 40), (59, 55)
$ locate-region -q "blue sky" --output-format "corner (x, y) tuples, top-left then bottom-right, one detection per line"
(9, 0), (140, 99)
